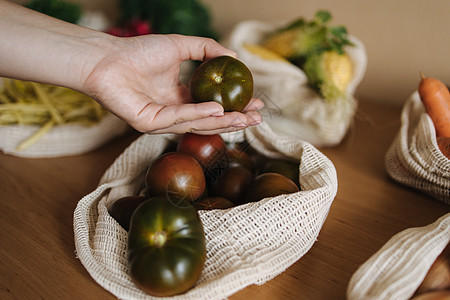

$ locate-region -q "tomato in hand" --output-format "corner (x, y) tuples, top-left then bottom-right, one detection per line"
(128, 196), (206, 296)
(189, 55), (254, 112)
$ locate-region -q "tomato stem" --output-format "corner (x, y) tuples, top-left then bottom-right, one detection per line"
(213, 73), (223, 84)
(151, 231), (167, 248)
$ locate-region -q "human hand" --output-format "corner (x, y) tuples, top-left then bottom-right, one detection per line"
(82, 34), (264, 135)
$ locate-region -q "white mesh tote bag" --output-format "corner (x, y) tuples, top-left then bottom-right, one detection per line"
(73, 122), (338, 299)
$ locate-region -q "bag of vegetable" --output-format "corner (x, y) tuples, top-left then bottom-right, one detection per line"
(221, 11), (367, 147)
(0, 79), (129, 158)
(384, 88), (450, 203)
(73, 121), (338, 299)
(347, 213), (450, 300)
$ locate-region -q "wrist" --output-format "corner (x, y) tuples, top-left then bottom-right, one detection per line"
(0, 1), (116, 92)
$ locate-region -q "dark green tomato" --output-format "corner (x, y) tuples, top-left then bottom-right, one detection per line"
(108, 195), (147, 231)
(128, 196), (206, 297)
(208, 165), (254, 205)
(260, 159), (300, 188)
(145, 152), (206, 204)
(244, 172), (299, 204)
(189, 55), (254, 112)
(194, 196), (235, 210)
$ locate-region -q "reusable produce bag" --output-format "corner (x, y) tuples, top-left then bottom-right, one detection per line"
(73, 122), (338, 299)
(0, 78), (129, 158)
(222, 20), (367, 147)
(0, 113), (129, 158)
(385, 92), (450, 203)
(347, 213), (450, 299)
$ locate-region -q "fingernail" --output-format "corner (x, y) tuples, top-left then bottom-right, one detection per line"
(254, 102), (265, 110)
(249, 119), (262, 126)
(233, 122), (247, 128)
(211, 111), (224, 117)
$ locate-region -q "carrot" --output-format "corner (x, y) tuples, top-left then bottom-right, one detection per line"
(418, 72), (450, 137)
(437, 136), (450, 159)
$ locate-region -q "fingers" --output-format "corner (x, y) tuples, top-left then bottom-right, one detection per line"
(243, 98), (265, 112)
(170, 34), (236, 62)
(130, 96), (264, 135)
(149, 109), (263, 135)
(130, 101), (224, 133)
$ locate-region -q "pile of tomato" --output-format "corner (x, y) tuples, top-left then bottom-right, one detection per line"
(109, 133), (300, 296)
(108, 56), (301, 296)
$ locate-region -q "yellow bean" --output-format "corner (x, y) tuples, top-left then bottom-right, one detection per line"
(31, 82), (64, 124)
(15, 120), (55, 151)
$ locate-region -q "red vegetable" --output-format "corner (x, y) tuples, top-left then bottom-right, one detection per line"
(177, 133), (226, 171)
(145, 152), (206, 204)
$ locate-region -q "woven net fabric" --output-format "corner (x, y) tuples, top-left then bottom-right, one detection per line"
(222, 20), (367, 147)
(385, 91), (450, 203)
(73, 121), (338, 299)
(0, 113), (129, 158)
(347, 213), (450, 300)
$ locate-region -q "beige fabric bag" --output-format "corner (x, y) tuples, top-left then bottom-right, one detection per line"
(0, 78), (129, 158)
(347, 213), (450, 300)
(385, 92), (450, 203)
(222, 20), (367, 147)
(73, 122), (338, 299)
(0, 113), (129, 158)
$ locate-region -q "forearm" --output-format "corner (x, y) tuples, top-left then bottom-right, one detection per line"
(0, 0), (113, 91)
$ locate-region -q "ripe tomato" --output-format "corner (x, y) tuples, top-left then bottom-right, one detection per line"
(260, 159), (300, 187)
(145, 152), (206, 204)
(208, 165), (254, 205)
(189, 55), (254, 112)
(225, 148), (254, 171)
(244, 172), (299, 203)
(194, 196), (235, 210)
(177, 133), (227, 171)
(108, 195), (147, 231)
(128, 196), (206, 296)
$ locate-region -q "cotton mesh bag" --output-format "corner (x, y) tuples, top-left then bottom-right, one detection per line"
(0, 79), (129, 158)
(73, 121), (338, 299)
(385, 91), (450, 203)
(347, 213), (450, 300)
(0, 113), (129, 158)
(221, 20), (367, 147)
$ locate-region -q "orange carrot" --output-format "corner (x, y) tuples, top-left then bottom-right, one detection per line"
(437, 136), (450, 159)
(418, 72), (450, 137)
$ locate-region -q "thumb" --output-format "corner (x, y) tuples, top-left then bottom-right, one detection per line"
(172, 34), (237, 62)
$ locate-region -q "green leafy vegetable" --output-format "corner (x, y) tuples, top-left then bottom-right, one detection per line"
(118, 0), (217, 39)
(25, 0), (82, 24)
(262, 10), (355, 101)
(263, 10), (353, 60)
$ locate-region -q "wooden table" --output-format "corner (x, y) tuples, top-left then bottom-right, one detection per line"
(1, 101), (448, 300)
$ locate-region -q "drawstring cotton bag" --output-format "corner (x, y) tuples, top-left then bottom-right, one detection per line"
(73, 122), (338, 299)
(347, 213), (450, 300)
(222, 20), (367, 147)
(385, 91), (450, 203)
